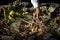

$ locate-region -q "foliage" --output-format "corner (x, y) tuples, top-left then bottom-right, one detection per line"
(0, 1), (60, 40)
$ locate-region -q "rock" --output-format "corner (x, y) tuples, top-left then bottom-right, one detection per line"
(1, 36), (14, 40)
(27, 36), (37, 40)
(49, 38), (57, 40)
(27, 36), (35, 40)
(43, 33), (53, 40)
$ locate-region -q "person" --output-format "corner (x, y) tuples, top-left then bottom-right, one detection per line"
(21, 0), (40, 19)
(21, 0), (59, 19)
(31, 0), (40, 19)
(31, 0), (60, 19)
(0, 0), (59, 19)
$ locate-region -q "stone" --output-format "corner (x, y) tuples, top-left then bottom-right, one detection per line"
(1, 36), (14, 40)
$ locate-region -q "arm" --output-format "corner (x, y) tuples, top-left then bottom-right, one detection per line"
(31, 0), (40, 19)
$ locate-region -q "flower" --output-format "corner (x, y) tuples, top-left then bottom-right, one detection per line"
(9, 10), (15, 15)
(22, 12), (29, 15)
(8, 16), (13, 20)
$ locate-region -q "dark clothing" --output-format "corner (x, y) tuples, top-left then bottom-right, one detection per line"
(0, 0), (59, 5)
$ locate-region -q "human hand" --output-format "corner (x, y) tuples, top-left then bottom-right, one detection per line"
(33, 7), (40, 19)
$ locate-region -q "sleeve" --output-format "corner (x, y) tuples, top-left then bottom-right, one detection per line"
(31, 0), (39, 8)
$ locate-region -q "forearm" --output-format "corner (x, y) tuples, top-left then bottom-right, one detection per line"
(31, 0), (40, 19)
(35, 7), (40, 13)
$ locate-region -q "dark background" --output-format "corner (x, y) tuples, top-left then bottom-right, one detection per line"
(0, 0), (60, 5)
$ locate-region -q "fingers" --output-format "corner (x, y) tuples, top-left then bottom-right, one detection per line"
(33, 13), (39, 19)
